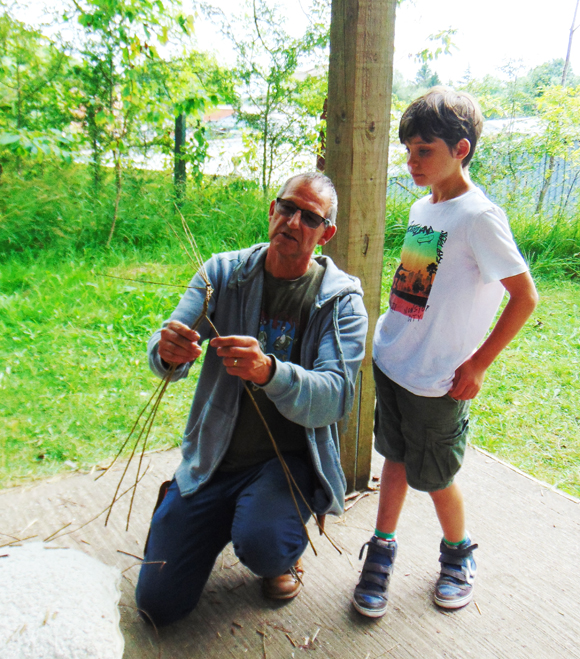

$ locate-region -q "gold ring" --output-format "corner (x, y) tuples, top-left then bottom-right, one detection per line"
(233, 359), (238, 367)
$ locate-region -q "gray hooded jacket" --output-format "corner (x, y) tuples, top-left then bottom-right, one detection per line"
(148, 243), (368, 515)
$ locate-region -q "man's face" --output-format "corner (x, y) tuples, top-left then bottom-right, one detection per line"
(267, 179), (335, 263)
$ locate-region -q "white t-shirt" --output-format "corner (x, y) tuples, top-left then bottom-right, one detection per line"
(373, 187), (528, 397)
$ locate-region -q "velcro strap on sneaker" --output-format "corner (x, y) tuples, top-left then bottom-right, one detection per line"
(359, 541), (397, 561)
(361, 561), (394, 576)
(439, 541), (478, 566)
(439, 553), (468, 567)
(439, 541), (478, 557)
(439, 565), (470, 583)
(354, 585), (388, 599)
(360, 571), (391, 588)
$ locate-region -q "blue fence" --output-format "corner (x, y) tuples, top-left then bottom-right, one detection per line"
(387, 153), (580, 218)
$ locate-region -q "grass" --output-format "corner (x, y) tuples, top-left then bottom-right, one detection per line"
(0, 257), (199, 485)
(470, 280), (580, 495)
(0, 162), (268, 258)
(1, 162), (579, 497)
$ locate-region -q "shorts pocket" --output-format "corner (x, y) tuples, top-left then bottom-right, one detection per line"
(418, 416), (469, 490)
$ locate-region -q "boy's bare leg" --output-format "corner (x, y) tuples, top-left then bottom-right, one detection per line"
(353, 459), (405, 618)
(429, 482), (465, 543)
(375, 459), (408, 534)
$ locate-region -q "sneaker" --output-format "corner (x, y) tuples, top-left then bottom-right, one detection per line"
(262, 558), (304, 600)
(434, 538), (478, 609)
(352, 536), (397, 618)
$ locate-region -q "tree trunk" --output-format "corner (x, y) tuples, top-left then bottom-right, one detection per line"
(536, 154), (555, 214)
(562, 0), (580, 86)
(106, 152), (122, 248)
(174, 112), (187, 201)
(87, 106), (101, 189)
(537, 0), (578, 213)
(262, 87), (271, 196)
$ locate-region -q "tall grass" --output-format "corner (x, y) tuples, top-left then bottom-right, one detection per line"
(0, 162), (269, 261)
(2, 161), (579, 276)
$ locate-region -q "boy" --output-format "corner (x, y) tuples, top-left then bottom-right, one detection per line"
(353, 88), (538, 618)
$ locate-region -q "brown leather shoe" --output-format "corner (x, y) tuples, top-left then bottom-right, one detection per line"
(262, 558), (304, 600)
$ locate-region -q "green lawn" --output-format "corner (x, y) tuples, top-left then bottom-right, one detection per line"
(470, 280), (580, 495)
(0, 258), (201, 486)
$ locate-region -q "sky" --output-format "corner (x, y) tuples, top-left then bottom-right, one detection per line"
(192, 0), (580, 83)
(392, 0), (579, 83)
(13, 0), (580, 83)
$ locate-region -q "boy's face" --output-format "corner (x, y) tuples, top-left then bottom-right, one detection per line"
(404, 136), (469, 189)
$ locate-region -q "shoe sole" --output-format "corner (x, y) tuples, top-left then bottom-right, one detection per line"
(352, 597), (387, 618)
(262, 584), (302, 600)
(433, 591), (473, 609)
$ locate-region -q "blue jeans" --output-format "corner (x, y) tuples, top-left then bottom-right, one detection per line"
(135, 453), (315, 626)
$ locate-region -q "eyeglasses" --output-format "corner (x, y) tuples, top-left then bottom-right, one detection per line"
(275, 198), (331, 229)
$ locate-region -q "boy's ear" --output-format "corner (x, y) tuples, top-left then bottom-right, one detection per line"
(454, 138), (471, 162)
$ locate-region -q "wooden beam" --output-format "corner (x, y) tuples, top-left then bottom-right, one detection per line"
(324, 0), (396, 492)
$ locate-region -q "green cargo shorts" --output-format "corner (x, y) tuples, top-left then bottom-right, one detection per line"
(373, 361), (470, 492)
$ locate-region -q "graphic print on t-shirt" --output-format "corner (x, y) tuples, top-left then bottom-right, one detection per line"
(389, 223), (448, 320)
(258, 312), (295, 361)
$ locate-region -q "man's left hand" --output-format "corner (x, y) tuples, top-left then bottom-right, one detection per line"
(210, 335), (274, 386)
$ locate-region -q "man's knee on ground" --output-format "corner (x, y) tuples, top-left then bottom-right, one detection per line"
(233, 524), (307, 578)
(136, 566), (201, 628)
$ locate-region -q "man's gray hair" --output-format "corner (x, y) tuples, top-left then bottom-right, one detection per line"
(277, 172), (338, 225)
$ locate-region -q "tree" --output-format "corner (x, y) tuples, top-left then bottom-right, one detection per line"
(532, 85), (580, 214)
(221, 0), (329, 193)
(414, 63), (441, 90)
(562, 0), (580, 85)
(536, 0), (580, 211)
(0, 10), (74, 168)
(65, 0), (192, 243)
(132, 51), (234, 193)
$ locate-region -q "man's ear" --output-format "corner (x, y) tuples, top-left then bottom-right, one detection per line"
(454, 138), (471, 162)
(268, 199), (276, 220)
(318, 224), (337, 246)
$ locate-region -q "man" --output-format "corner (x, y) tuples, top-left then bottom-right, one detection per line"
(136, 172), (368, 627)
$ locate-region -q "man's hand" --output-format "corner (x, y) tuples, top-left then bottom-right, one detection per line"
(159, 320), (202, 365)
(210, 335), (274, 386)
(448, 356), (487, 401)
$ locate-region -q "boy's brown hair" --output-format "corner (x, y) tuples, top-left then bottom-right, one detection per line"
(399, 87), (484, 167)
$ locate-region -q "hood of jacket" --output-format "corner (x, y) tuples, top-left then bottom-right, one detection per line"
(227, 242), (364, 308)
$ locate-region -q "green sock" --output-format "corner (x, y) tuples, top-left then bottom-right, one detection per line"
(375, 528), (396, 541)
(443, 536), (466, 547)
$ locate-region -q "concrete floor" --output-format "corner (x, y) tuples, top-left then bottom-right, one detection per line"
(1, 445), (579, 659)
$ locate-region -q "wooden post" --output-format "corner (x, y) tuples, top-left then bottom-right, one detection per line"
(323, 0), (396, 492)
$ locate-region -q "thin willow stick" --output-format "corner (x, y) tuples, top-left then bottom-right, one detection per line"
(97, 272), (200, 289)
(242, 380), (342, 555)
(96, 376), (166, 481)
(101, 209), (212, 528)
(104, 364), (177, 526)
(124, 369), (176, 530)
(49, 466), (151, 542)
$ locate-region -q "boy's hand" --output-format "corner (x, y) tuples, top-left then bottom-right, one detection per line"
(159, 320), (202, 365)
(448, 356), (487, 400)
(448, 271), (538, 401)
(210, 335), (274, 386)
